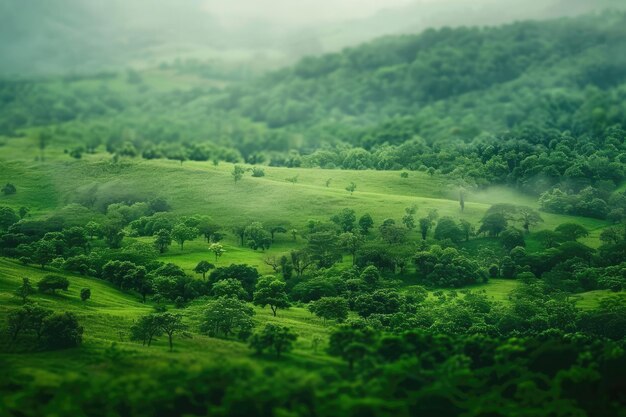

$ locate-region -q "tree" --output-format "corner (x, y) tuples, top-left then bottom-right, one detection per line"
(245, 222), (272, 251)
(130, 314), (163, 346)
(231, 224), (248, 246)
(102, 217), (124, 249)
(291, 250), (315, 278)
(360, 265), (381, 288)
(0, 206), (19, 231)
(29, 240), (55, 269)
(201, 297), (254, 339)
(14, 277), (35, 303)
(478, 212), (508, 237)
(63, 226), (89, 253)
(269, 225), (288, 242)
(331, 208), (356, 232)
(249, 324), (298, 358)
(154, 229), (172, 253)
(19, 206), (29, 219)
(345, 182), (357, 195)
(212, 278), (248, 300)
(307, 231), (342, 268)
(171, 224), (197, 250)
(434, 217), (463, 244)
(402, 205), (417, 230)
(41, 312), (83, 349)
(208, 243), (225, 262)
(80, 288), (91, 302)
(37, 129), (52, 162)
(358, 213), (374, 234)
(232, 165), (246, 183)
(193, 260), (215, 279)
(459, 189), (465, 212)
(157, 312), (187, 351)
(419, 218), (431, 240)
(339, 232), (363, 265)
(85, 221), (102, 240)
(37, 275), (69, 294)
(2, 183), (16, 195)
(555, 223), (590, 241)
(308, 297), (349, 323)
(253, 276), (290, 316)
(501, 227), (525, 251)
(209, 264), (259, 298)
(459, 219), (473, 242)
(379, 220), (407, 244)
(328, 321), (376, 370)
(518, 207), (543, 233)
(535, 230), (562, 248)
(7, 304), (52, 341)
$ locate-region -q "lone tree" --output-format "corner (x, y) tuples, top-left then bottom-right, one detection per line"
(158, 312), (187, 352)
(154, 229), (172, 253)
(171, 224), (197, 250)
(517, 207), (543, 233)
(38, 275), (70, 294)
(193, 260), (215, 279)
(201, 297), (255, 339)
(253, 276), (290, 316)
(14, 277), (35, 303)
(232, 165), (246, 183)
(308, 297), (349, 323)
(249, 323), (298, 358)
(459, 189), (465, 212)
(402, 205), (417, 230)
(130, 314), (163, 346)
(80, 288), (91, 303)
(345, 182), (357, 195)
(209, 243), (226, 263)
(41, 312), (84, 350)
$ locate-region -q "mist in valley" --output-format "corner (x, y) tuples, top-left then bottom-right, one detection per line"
(1, 0), (623, 76)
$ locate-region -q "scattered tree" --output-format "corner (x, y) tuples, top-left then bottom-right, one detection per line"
(249, 324), (298, 358)
(193, 260), (215, 279)
(14, 277), (35, 303)
(253, 276), (290, 316)
(80, 288), (91, 302)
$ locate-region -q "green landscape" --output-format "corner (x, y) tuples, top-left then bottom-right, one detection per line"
(1, 2), (625, 416)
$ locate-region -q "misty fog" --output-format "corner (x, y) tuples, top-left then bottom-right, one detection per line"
(1, 0), (623, 76)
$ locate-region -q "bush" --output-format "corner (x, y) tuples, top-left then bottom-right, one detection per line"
(38, 275), (70, 293)
(251, 167), (265, 177)
(2, 183), (17, 195)
(41, 312), (83, 349)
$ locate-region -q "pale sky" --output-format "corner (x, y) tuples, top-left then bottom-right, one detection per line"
(201, 0), (414, 27)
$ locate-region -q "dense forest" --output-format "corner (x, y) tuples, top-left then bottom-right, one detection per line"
(1, 8), (625, 417)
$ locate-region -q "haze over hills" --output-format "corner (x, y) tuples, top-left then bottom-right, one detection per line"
(1, 0), (624, 77)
